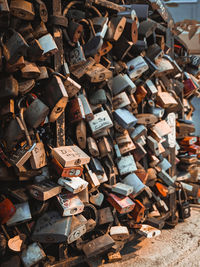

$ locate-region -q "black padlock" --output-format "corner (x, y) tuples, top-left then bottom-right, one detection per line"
(177, 186), (191, 221)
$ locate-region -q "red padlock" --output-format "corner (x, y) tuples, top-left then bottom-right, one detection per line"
(0, 198), (16, 224)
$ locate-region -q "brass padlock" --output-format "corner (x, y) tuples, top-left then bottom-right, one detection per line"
(10, 0), (35, 21)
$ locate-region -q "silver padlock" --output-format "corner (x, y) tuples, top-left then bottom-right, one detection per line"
(38, 33), (58, 58)
(90, 190), (104, 206)
(122, 173), (145, 197)
(126, 56), (149, 80)
(58, 177), (88, 194)
(108, 74), (136, 96)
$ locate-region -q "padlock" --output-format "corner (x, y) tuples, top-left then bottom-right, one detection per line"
(128, 199), (145, 223)
(44, 75), (68, 122)
(88, 157), (104, 175)
(69, 43), (86, 69)
(2, 29), (29, 64)
(135, 85), (147, 104)
(21, 242), (46, 267)
(56, 193), (84, 217)
(106, 16), (126, 42)
(18, 79), (35, 95)
(111, 183), (133, 196)
(155, 57), (174, 76)
(58, 177), (88, 194)
(86, 63), (112, 83)
(122, 173), (145, 198)
(123, 4), (149, 21)
(126, 56), (149, 80)
(130, 125), (147, 141)
(137, 224), (161, 238)
(68, 97), (85, 123)
(115, 130), (133, 146)
(89, 110), (113, 134)
(82, 234), (115, 258)
(24, 97), (49, 129)
(97, 137), (112, 158)
(6, 56), (25, 73)
(76, 120), (87, 149)
(145, 79), (158, 98)
(67, 215), (87, 244)
(98, 207), (114, 225)
(134, 169), (149, 184)
(20, 61), (41, 79)
(32, 211), (72, 243)
(89, 89), (107, 105)
(34, 0), (48, 22)
(117, 155), (137, 175)
(151, 120), (172, 138)
(107, 193), (135, 214)
(138, 19), (157, 39)
(114, 108), (137, 129)
(52, 145), (90, 167)
(108, 74), (136, 96)
(92, 16), (108, 38)
(78, 94), (94, 121)
(28, 180), (62, 201)
(10, 0), (35, 21)
(119, 141), (136, 155)
(0, 99), (14, 120)
(158, 170), (175, 187)
(146, 43), (164, 62)
(110, 226), (129, 241)
(85, 165), (100, 189)
(90, 190), (104, 207)
(6, 202), (32, 226)
(147, 100), (164, 119)
(177, 186), (191, 220)
(112, 35), (133, 60)
(33, 21), (48, 39)
(180, 136), (197, 146)
(8, 187), (29, 203)
(122, 19), (138, 44)
(0, 75), (18, 100)
(52, 158), (83, 177)
(64, 77), (81, 98)
(87, 137), (100, 157)
(38, 33), (58, 58)
(113, 92), (131, 109)
(157, 158), (171, 172)
(67, 21), (83, 44)
(71, 57), (96, 79)
(0, 197), (16, 224)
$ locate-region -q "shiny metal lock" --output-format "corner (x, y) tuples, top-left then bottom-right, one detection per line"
(87, 137), (100, 157)
(10, 0), (35, 21)
(82, 234), (115, 258)
(2, 29), (29, 65)
(98, 207), (114, 225)
(64, 77), (81, 98)
(68, 97), (85, 123)
(67, 215), (87, 244)
(78, 94), (94, 121)
(76, 120), (87, 149)
(107, 193), (135, 214)
(108, 74), (136, 96)
(89, 110), (113, 134)
(113, 92), (130, 109)
(38, 33), (58, 58)
(111, 182), (133, 196)
(155, 58), (174, 76)
(113, 108), (137, 129)
(56, 193), (84, 217)
(126, 56), (149, 80)
(122, 173), (145, 198)
(90, 190), (104, 207)
(0, 75), (18, 100)
(106, 16), (126, 42)
(44, 75), (68, 122)
(86, 63), (112, 83)
(6, 202), (32, 226)
(28, 179), (61, 201)
(117, 155), (137, 175)
(21, 242), (46, 267)
(24, 97), (49, 129)
(32, 211), (72, 243)
(110, 226), (129, 241)
(52, 145), (90, 167)
(69, 43), (86, 69)
(58, 177), (88, 194)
